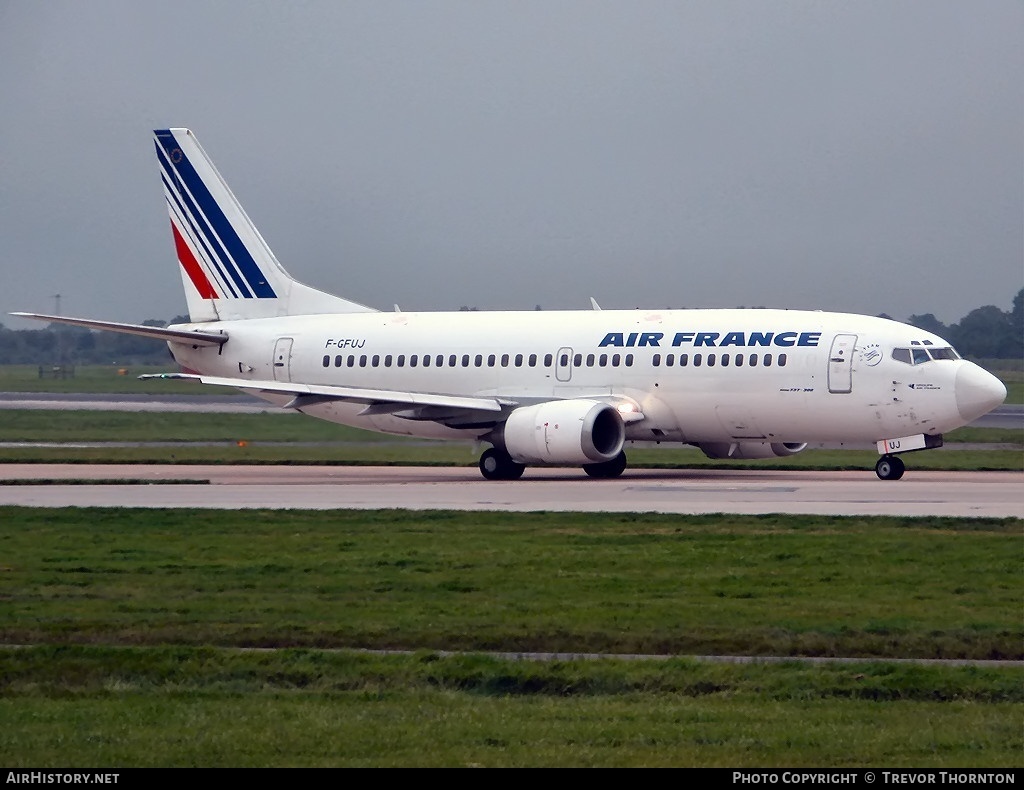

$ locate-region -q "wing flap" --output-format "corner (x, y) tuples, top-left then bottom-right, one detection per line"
(197, 375), (512, 412)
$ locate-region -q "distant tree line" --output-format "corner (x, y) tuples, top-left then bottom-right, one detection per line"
(898, 287), (1022, 360)
(0, 291), (1020, 366)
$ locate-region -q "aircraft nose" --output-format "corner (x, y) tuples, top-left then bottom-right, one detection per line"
(955, 363), (1007, 422)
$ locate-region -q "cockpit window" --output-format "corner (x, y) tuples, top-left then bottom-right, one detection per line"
(892, 346), (961, 365)
(928, 347), (959, 361)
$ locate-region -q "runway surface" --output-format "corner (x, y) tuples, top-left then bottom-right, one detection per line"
(0, 465), (1020, 517)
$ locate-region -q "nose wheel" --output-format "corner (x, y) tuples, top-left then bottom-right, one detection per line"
(875, 454), (905, 481)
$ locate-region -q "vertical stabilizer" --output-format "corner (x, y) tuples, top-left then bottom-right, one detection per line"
(154, 128), (376, 321)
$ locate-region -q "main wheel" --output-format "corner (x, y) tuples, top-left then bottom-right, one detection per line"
(583, 451), (628, 479)
(875, 454), (905, 481)
(479, 448), (526, 480)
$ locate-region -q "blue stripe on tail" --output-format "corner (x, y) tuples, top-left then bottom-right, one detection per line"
(154, 130), (277, 299)
(158, 160), (243, 298)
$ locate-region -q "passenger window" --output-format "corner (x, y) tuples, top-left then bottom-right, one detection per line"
(422, 355), (431, 367)
(515, 354), (524, 367)
(385, 354), (393, 367)
(334, 355), (342, 367)
(707, 354), (716, 367)
(679, 354), (688, 367)
(359, 355), (367, 367)
(652, 354), (661, 367)
(666, 353), (674, 367)
(396, 355), (405, 367)
(529, 354), (537, 367)
(694, 354), (702, 367)
(599, 353), (608, 367)
(436, 354), (443, 366)
(410, 355), (418, 367)
(475, 354), (483, 367)
(462, 354), (470, 367)
(501, 354), (510, 367)
(625, 354), (633, 367)
(488, 354), (496, 367)
(544, 354), (552, 367)
(764, 354), (773, 367)
(721, 353), (729, 367)
(735, 354), (743, 367)
(322, 356), (330, 367)
(348, 355), (356, 367)
(573, 353), (582, 367)
(611, 354), (620, 367)
(371, 355), (380, 367)
(449, 355), (457, 367)
(778, 353), (787, 367)
(749, 354), (758, 367)
(587, 353), (595, 367)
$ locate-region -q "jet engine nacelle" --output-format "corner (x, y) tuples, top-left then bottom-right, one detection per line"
(697, 441), (808, 460)
(501, 399), (625, 465)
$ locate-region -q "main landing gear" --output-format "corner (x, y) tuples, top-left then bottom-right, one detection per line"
(478, 449), (629, 480)
(583, 451), (628, 479)
(875, 454), (905, 481)
(479, 448), (525, 480)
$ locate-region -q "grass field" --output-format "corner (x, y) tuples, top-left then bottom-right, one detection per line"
(1, 508), (1020, 766)
(2, 647), (1020, 767)
(0, 409), (1020, 446)
(0, 410), (1020, 470)
(4, 509), (1019, 657)
(0, 365), (218, 395)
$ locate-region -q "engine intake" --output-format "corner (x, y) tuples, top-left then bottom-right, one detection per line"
(500, 399), (625, 465)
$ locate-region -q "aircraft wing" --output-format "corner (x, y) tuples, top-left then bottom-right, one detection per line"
(141, 374), (644, 426)
(10, 312), (227, 346)
(152, 373), (516, 414)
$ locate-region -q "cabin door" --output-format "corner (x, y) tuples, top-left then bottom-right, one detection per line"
(555, 347), (573, 382)
(272, 337), (294, 382)
(827, 334), (857, 394)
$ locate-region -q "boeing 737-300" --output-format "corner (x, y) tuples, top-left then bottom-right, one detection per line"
(13, 128), (1007, 480)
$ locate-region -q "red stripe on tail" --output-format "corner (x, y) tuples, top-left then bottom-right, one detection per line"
(171, 222), (219, 299)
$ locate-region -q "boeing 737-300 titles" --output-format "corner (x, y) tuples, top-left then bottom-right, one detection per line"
(13, 128), (1007, 481)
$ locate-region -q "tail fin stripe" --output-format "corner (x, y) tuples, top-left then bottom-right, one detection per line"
(157, 145), (252, 298)
(161, 169), (242, 298)
(170, 220), (219, 299)
(154, 131), (277, 298)
(153, 126), (379, 321)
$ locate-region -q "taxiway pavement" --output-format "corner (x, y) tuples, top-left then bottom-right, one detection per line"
(0, 465), (1020, 517)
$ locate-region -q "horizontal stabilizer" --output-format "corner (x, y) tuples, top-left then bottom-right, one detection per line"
(10, 312), (228, 346)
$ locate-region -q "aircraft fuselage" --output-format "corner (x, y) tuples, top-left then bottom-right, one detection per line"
(168, 307), (997, 448)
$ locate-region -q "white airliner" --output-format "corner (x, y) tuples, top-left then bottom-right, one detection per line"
(13, 128), (1007, 481)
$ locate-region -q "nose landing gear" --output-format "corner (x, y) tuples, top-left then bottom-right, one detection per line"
(875, 454), (905, 481)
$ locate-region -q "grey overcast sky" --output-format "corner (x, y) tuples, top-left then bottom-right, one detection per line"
(1, 0), (1021, 328)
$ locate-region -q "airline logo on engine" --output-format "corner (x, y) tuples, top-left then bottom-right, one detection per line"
(597, 331), (821, 348)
